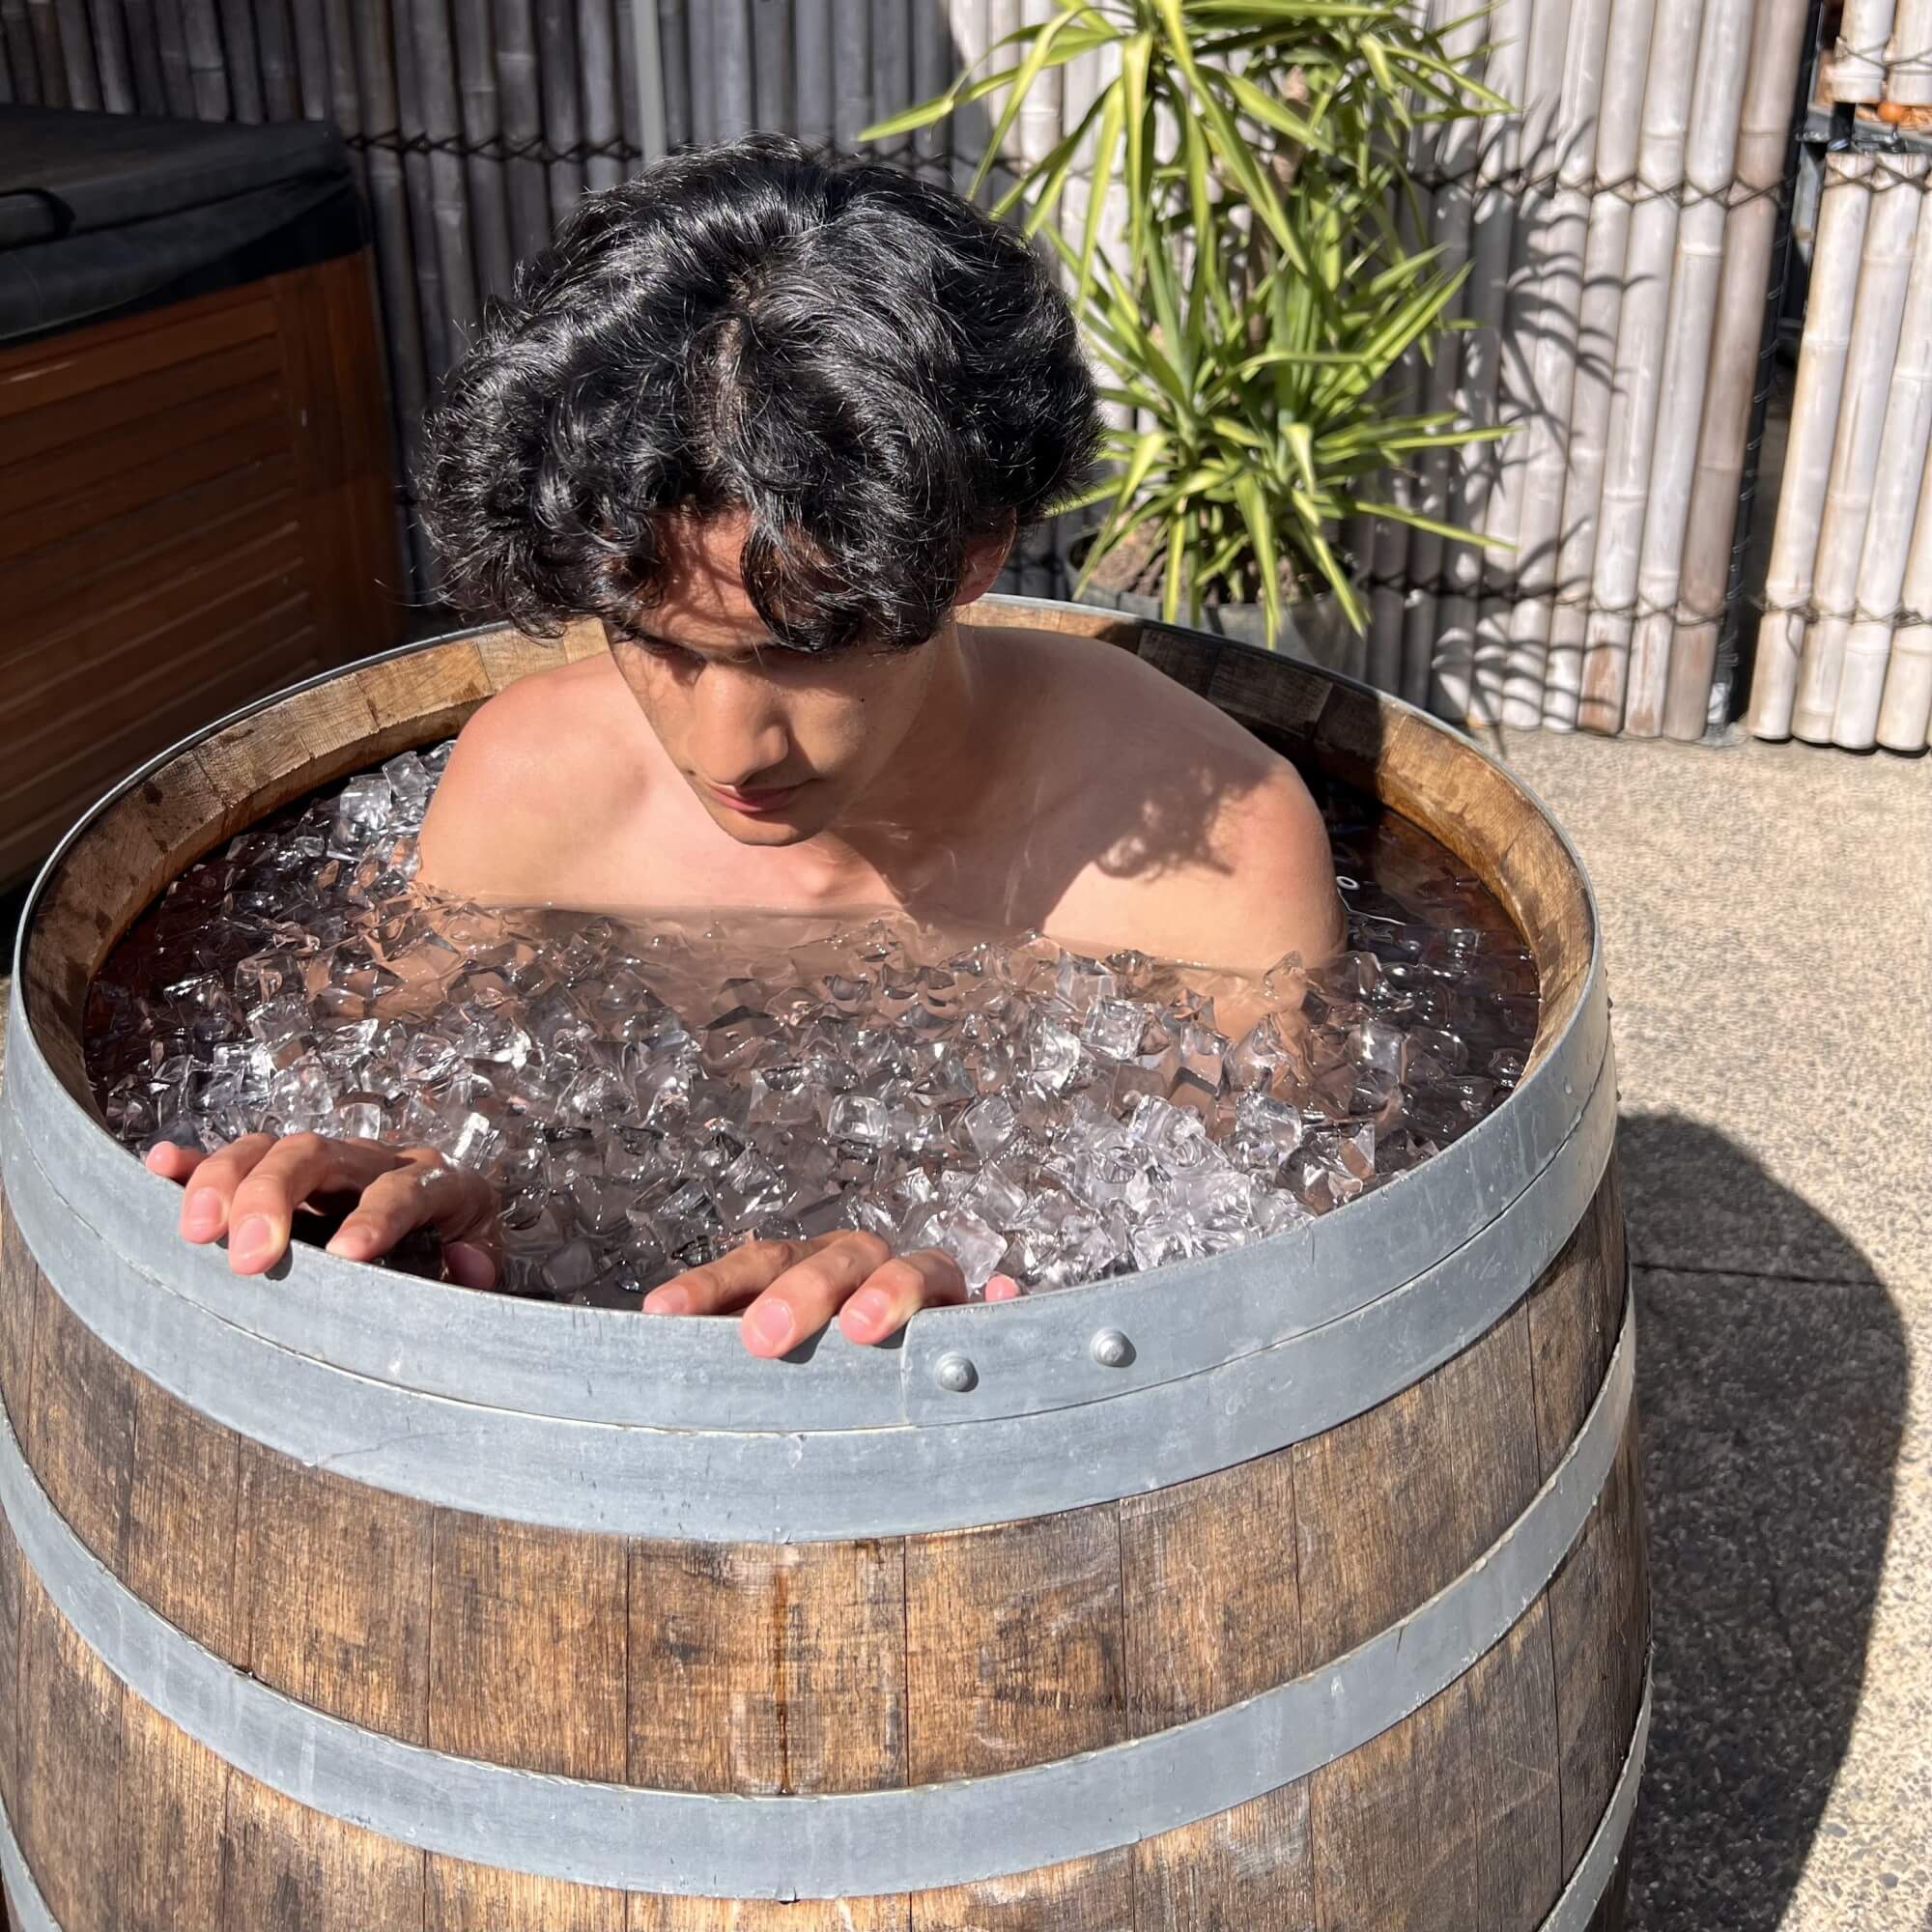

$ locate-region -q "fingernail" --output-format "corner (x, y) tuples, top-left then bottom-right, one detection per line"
(326, 1222), (376, 1259)
(183, 1192), (222, 1237)
(444, 1240), (497, 1290)
(645, 1284), (692, 1315)
(747, 1301), (794, 1351)
(230, 1214), (273, 1264)
(845, 1289), (892, 1330)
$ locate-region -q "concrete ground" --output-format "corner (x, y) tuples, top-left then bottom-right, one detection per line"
(0, 724), (1924, 1929)
(1493, 724), (1932, 1932)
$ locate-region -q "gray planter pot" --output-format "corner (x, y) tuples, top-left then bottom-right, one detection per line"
(1072, 581), (1367, 685)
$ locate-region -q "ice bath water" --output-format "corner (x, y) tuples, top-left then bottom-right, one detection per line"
(84, 742), (1538, 1303)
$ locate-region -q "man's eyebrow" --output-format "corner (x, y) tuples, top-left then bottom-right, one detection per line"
(616, 624), (776, 658)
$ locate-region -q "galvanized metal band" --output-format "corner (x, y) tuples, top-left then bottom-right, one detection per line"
(0, 1793), (58, 1932)
(0, 1676), (1651, 1932)
(0, 1667), (1648, 1932)
(2, 953), (1607, 1430)
(0, 1285), (1635, 1898)
(0, 1039), (1616, 1541)
(6, 623), (1608, 1434)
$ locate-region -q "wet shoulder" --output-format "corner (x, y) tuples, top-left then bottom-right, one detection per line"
(415, 648), (648, 897)
(969, 620), (1283, 783)
(967, 623), (1339, 971)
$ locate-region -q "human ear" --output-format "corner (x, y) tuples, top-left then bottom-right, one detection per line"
(955, 519), (1017, 606)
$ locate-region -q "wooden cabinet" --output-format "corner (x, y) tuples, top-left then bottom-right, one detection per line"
(0, 248), (402, 888)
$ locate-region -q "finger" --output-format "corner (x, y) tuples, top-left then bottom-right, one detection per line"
(641, 1236), (812, 1319)
(224, 1134), (405, 1273)
(144, 1142), (208, 1184)
(158, 1133), (277, 1245)
(739, 1232), (894, 1358)
(321, 1151), (501, 1277)
(984, 1272), (1025, 1302)
(837, 1248), (968, 1347)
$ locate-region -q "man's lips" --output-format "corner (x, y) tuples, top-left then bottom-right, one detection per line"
(707, 780), (804, 815)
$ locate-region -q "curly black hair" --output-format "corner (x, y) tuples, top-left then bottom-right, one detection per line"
(419, 132), (1102, 653)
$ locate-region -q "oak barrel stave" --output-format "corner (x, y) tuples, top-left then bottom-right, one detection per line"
(0, 600), (1648, 1926)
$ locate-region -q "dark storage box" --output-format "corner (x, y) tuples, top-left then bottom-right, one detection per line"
(0, 106), (403, 887)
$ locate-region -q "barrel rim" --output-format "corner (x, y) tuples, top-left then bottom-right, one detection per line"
(8, 603), (1606, 1423)
(0, 1014), (1616, 1537)
(0, 1268), (1640, 1898)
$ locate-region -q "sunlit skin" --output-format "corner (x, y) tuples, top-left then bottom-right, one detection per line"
(148, 507), (1345, 1356)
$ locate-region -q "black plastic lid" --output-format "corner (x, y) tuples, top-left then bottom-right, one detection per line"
(0, 105), (365, 342)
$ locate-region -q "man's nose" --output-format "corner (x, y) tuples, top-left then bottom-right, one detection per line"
(691, 668), (790, 787)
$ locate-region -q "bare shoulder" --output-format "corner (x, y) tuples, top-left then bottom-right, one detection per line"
(977, 624), (1343, 974)
(415, 651), (643, 900)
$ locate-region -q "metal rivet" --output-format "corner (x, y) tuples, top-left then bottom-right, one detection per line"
(1090, 1327), (1133, 1369)
(932, 1351), (978, 1394)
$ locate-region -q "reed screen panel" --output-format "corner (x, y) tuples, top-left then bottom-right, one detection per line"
(1, 0), (1830, 739)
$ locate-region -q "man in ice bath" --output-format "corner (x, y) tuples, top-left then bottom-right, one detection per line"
(147, 134), (1344, 1356)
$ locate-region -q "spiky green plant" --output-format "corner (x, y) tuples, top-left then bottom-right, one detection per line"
(866, 1), (1509, 645)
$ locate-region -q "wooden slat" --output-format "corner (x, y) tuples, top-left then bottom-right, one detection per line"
(0, 610), (325, 897)
(1296, 1302), (1557, 1923)
(0, 1487), (20, 1822)
(1293, 1303), (1546, 1666)
(0, 333), (284, 469)
(355, 639), (496, 753)
(270, 252), (405, 662)
(0, 550), (309, 756)
(14, 1572), (127, 1932)
(235, 1444), (433, 1744)
(0, 1194), (40, 1443)
(905, 1506), (1126, 1781)
(0, 369), (286, 519)
(2, 514), (305, 715)
(475, 620), (605, 690)
(0, 411), (288, 560)
(428, 1859), (629, 1931)
(1133, 1785), (1318, 1932)
(907, 1847), (1137, 1931)
(123, 1374), (243, 1663)
(1527, 1169), (1624, 1482)
(6, 452), (299, 624)
(1121, 1451), (1314, 1919)
(1548, 1412), (1650, 1882)
(1120, 1450), (1301, 1730)
(1525, 1163), (1646, 1882)
(1461, 1606), (1565, 1929)
(1308, 1678), (1485, 1931)
(118, 1690), (229, 1931)
(217, 1768), (427, 1931)
(628, 1538), (906, 1795)
(428, 1511), (628, 1776)
(0, 292), (278, 420)
(26, 1273), (135, 1577)
(966, 592), (1134, 649)
(633, 1893), (910, 1932)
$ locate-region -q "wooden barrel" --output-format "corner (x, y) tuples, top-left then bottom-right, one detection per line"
(0, 597), (1648, 1932)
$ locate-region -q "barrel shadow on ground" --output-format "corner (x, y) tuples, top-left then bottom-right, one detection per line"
(1618, 1110), (1907, 1932)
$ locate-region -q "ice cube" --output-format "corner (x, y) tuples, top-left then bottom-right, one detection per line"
(961, 1094), (1017, 1159)
(904, 1204), (1006, 1290)
(1084, 997), (1151, 1062)
(827, 1093), (890, 1147)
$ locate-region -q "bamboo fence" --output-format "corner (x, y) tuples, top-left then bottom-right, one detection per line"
(1747, 151), (1932, 748)
(4, 0), (1857, 743)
